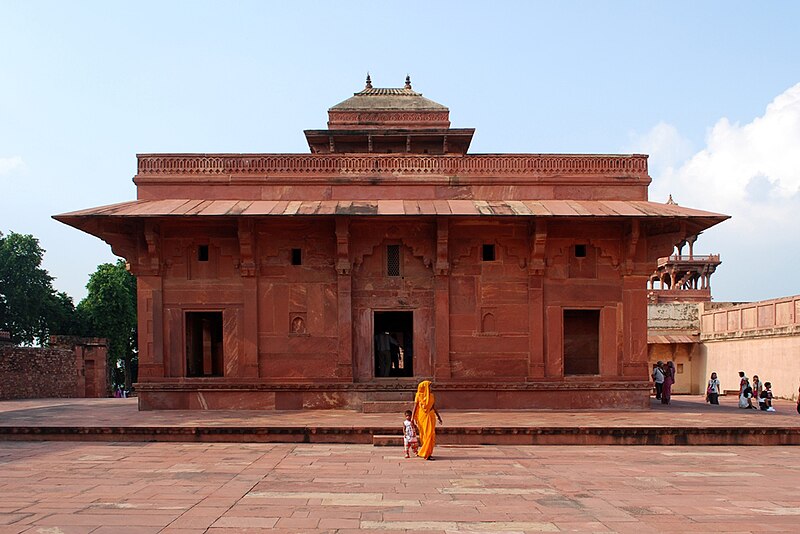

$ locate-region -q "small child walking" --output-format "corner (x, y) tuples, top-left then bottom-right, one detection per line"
(403, 410), (419, 458)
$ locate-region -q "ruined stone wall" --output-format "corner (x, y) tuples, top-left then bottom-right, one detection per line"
(0, 345), (78, 400)
(648, 302), (701, 331)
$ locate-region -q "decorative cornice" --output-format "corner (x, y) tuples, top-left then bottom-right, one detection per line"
(136, 154), (649, 178)
(328, 110), (450, 125)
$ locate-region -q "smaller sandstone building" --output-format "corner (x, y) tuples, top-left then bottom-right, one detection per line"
(56, 77), (727, 410)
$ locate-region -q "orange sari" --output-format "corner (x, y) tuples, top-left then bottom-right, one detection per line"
(413, 380), (437, 459)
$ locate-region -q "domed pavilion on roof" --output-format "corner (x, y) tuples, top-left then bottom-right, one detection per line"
(55, 76), (728, 410)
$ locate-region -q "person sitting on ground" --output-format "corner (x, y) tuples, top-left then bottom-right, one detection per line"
(759, 382), (775, 412)
(402, 410), (419, 458)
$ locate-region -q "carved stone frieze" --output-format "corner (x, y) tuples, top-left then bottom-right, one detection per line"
(137, 154), (649, 177)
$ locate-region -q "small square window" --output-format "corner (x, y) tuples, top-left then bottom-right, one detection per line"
(291, 248), (302, 266)
(387, 245), (401, 277)
(198, 245), (209, 262)
(677, 363), (684, 374)
(482, 244), (496, 262)
(575, 244), (587, 258)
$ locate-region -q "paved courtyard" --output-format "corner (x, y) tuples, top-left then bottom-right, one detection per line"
(1, 441), (800, 533)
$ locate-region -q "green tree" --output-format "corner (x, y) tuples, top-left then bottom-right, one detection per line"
(77, 260), (137, 390)
(0, 231), (79, 345)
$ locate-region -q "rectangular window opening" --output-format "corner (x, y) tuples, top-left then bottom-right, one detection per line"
(198, 245), (209, 262)
(482, 244), (496, 262)
(563, 309), (600, 375)
(291, 248), (302, 266)
(185, 312), (224, 377)
(387, 245), (401, 277)
(575, 244), (587, 258)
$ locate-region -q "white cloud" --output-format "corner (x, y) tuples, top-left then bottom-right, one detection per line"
(628, 122), (693, 180)
(637, 83), (800, 301)
(0, 156), (25, 176)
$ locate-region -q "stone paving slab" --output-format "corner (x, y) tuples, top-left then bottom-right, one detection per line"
(1, 441), (800, 533)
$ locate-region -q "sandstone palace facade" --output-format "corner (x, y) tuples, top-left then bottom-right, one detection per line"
(57, 77), (727, 410)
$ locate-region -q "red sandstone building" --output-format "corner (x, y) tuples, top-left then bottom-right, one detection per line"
(56, 77), (727, 410)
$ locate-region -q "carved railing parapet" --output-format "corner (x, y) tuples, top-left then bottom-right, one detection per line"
(136, 154), (649, 178)
(657, 254), (720, 267)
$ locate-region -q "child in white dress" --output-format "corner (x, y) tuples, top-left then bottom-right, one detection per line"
(403, 410), (419, 458)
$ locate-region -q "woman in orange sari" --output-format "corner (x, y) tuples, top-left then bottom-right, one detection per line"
(411, 380), (442, 460)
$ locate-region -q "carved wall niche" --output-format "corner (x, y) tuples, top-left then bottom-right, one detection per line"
(479, 307), (498, 336)
(289, 313), (308, 336)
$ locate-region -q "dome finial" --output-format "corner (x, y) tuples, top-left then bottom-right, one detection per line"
(667, 194), (678, 205)
(365, 72), (372, 89)
(404, 74), (412, 90)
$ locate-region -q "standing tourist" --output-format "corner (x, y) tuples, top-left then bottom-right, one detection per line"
(652, 361), (665, 400)
(411, 380), (442, 460)
(661, 361), (675, 405)
(752, 375), (763, 406)
(706, 372), (721, 405)
(797, 385), (800, 415)
(739, 371), (755, 409)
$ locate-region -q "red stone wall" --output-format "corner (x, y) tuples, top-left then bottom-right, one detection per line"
(0, 346), (78, 400)
(449, 221), (530, 379)
(132, 214), (661, 409)
(350, 220), (436, 381)
(257, 220), (338, 380)
(0, 338), (109, 400)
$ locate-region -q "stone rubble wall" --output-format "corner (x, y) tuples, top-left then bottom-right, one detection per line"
(0, 346), (78, 400)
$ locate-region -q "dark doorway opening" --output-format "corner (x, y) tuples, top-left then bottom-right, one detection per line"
(374, 311), (413, 378)
(186, 312), (224, 377)
(563, 309), (600, 375)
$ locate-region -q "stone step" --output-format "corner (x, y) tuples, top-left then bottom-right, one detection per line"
(372, 434), (404, 447)
(361, 400), (414, 413)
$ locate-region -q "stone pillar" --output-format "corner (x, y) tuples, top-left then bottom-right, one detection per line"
(136, 275), (164, 379)
(238, 220), (259, 378)
(528, 221), (547, 378)
(335, 217), (353, 380)
(621, 275), (649, 378)
(434, 218), (451, 379)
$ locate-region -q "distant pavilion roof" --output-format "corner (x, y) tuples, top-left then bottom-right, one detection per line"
(330, 87), (449, 112)
(327, 75), (451, 130)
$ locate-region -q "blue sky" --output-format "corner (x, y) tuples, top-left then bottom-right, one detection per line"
(1, 1), (799, 302)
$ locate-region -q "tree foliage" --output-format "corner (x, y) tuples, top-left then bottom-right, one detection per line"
(0, 231), (80, 345)
(77, 260), (137, 389)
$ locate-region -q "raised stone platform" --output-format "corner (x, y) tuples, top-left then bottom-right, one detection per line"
(1, 395), (798, 446)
